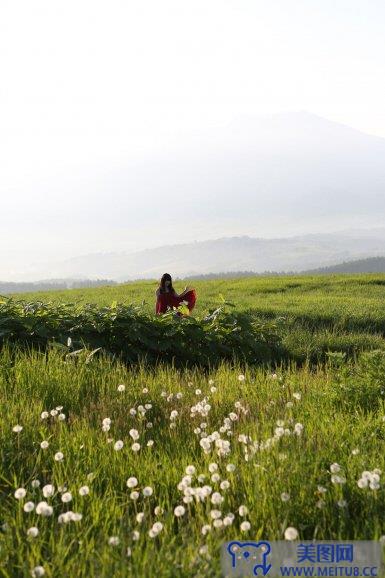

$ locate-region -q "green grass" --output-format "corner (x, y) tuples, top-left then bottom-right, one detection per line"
(2, 347), (385, 577)
(10, 274), (385, 362)
(2, 275), (385, 576)
(13, 274), (385, 335)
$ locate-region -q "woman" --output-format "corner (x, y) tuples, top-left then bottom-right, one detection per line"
(155, 273), (197, 315)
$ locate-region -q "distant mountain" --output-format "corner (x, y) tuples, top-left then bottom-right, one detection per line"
(4, 111), (385, 283)
(27, 230), (385, 281)
(303, 256), (385, 274)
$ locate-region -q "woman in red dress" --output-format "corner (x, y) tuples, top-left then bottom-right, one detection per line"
(155, 273), (197, 315)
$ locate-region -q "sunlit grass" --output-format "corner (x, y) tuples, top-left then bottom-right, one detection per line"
(2, 348), (385, 577)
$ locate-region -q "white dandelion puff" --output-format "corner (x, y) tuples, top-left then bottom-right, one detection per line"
(14, 488), (26, 500)
(284, 526), (299, 540)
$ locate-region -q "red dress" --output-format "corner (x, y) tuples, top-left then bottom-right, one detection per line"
(156, 289), (197, 315)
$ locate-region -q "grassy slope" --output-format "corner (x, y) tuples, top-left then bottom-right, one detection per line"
(1, 348), (385, 578)
(13, 274), (385, 329)
(11, 274), (385, 362)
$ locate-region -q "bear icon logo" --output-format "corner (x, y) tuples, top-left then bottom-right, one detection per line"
(227, 541), (272, 576)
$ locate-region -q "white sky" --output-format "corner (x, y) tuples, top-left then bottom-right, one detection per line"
(1, 0), (385, 279)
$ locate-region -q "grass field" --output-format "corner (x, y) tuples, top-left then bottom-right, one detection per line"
(2, 274), (385, 577)
(13, 274), (385, 362)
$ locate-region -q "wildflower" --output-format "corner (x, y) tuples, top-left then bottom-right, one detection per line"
(238, 505), (248, 517)
(294, 423), (304, 436)
(220, 480), (230, 490)
(154, 506), (164, 516)
(330, 463), (341, 473)
(185, 465), (196, 476)
(208, 463), (218, 473)
(129, 429), (139, 441)
(293, 392), (301, 400)
(27, 527), (39, 538)
(126, 547), (132, 557)
(286, 401), (294, 408)
(170, 410), (178, 420)
(24, 501), (35, 512)
(130, 491), (140, 500)
(281, 492), (290, 502)
(50, 409), (58, 417)
(108, 536), (120, 546)
(79, 486), (90, 496)
(132, 530), (140, 541)
(149, 522), (163, 537)
(202, 524), (211, 535)
(14, 488), (26, 500)
(54, 452), (64, 462)
(174, 505), (186, 517)
(226, 463), (236, 473)
(117, 384), (126, 392)
(42, 485), (55, 498)
(31, 566), (45, 577)
(36, 501), (53, 516)
(127, 477), (138, 488)
(337, 499), (347, 508)
(238, 374), (245, 382)
(132, 442), (141, 452)
(58, 511), (82, 523)
(210, 509), (222, 519)
(58, 413), (66, 421)
(31, 480), (40, 488)
(331, 474), (346, 485)
(240, 521), (251, 532)
(41, 411), (49, 420)
(213, 518), (223, 528)
(284, 526), (299, 540)
(102, 418), (111, 432)
(12, 425), (23, 433)
(61, 492), (72, 503)
(40, 441), (49, 449)
(114, 440), (124, 451)
(351, 448), (360, 456)
(136, 512), (145, 523)
(143, 486), (153, 497)
(211, 492), (223, 505)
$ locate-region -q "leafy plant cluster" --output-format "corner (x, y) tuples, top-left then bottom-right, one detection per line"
(0, 298), (282, 367)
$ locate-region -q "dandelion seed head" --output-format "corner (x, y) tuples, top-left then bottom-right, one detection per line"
(284, 526), (299, 540)
(14, 488), (27, 500)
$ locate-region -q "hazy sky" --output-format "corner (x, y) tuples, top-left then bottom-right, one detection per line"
(1, 0), (385, 279)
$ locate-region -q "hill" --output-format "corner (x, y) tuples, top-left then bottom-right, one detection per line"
(303, 256), (385, 274)
(5, 112), (385, 282)
(27, 229), (385, 281)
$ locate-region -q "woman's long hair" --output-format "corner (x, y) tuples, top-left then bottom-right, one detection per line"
(158, 273), (175, 294)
